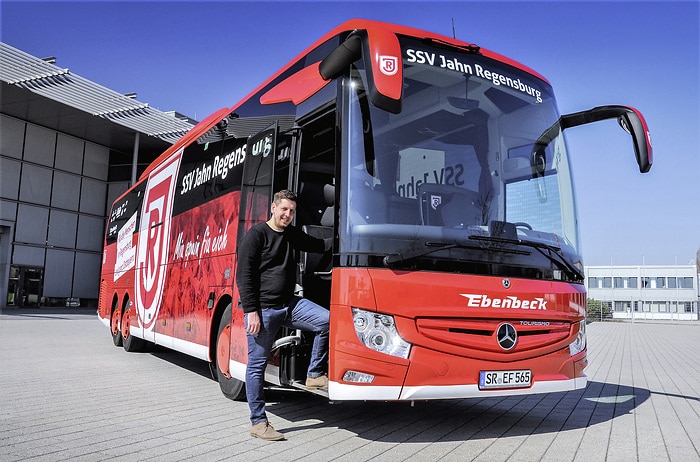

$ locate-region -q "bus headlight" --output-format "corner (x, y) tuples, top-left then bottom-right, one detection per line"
(569, 321), (587, 356)
(352, 308), (411, 359)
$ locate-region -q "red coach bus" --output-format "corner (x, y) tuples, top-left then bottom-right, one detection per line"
(98, 19), (652, 401)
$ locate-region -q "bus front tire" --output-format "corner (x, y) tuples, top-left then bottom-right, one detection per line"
(121, 303), (147, 353)
(215, 304), (246, 401)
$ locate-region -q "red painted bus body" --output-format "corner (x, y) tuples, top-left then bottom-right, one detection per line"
(98, 19), (651, 401)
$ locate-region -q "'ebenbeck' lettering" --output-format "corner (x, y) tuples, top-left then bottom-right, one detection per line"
(460, 293), (548, 310)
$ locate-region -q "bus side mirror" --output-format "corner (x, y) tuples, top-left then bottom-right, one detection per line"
(532, 105), (653, 174)
(615, 108), (653, 173)
(319, 35), (362, 79)
(320, 27), (403, 114)
(560, 105), (653, 173)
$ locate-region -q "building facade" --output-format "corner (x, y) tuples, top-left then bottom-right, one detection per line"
(586, 264), (699, 321)
(1, 43), (195, 308)
(1, 116), (111, 307)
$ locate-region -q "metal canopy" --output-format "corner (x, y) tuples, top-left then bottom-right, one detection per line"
(0, 42), (195, 153)
(197, 114), (297, 145)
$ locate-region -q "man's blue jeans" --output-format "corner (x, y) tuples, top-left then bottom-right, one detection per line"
(245, 296), (329, 425)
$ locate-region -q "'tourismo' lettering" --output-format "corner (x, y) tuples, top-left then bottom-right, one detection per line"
(460, 294), (548, 310)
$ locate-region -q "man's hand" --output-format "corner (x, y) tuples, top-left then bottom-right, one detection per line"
(246, 311), (261, 335)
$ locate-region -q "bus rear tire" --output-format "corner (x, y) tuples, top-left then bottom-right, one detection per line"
(111, 304), (123, 347)
(215, 304), (246, 401)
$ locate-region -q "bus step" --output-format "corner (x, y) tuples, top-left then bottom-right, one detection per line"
(289, 380), (328, 398)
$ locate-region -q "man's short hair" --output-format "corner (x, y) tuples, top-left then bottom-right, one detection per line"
(273, 190), (297, 204)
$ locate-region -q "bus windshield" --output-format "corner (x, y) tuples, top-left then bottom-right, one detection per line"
(339, 37), (582, 281)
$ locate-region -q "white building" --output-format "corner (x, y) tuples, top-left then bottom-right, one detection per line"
(585, 264), (699, 321)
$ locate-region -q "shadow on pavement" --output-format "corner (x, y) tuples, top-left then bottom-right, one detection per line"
(259, 381), (654, 442)
(144, 346), (666, 443)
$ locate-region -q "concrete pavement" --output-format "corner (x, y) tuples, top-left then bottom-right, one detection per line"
(1, 308), (698, 461)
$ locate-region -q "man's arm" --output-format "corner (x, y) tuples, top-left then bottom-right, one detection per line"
(237, 228), (264, 335)
(235, 227), (263, 314)
(290, 226), (332, 254)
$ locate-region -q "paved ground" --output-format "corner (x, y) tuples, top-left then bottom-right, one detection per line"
(1, 308), (698, 462)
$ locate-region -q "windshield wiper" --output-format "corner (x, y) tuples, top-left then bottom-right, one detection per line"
(468, 235), (584, 281)
(384, 243), (458, 267)
(383, 241), (529, 267)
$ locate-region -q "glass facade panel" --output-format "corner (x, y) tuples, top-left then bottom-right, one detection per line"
(51, 171), (81, 211)
(0, 157), (21, 200)
(55, 133), (84, 174)
(0, 114), (25, 158)
(23, 124), (56, 166)
(19, 164), (52, 206)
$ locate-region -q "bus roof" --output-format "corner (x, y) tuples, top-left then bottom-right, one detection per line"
(140, 19), (549, 182)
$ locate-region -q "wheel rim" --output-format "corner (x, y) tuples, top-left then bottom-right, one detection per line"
(217, 324), (231, 378)
(121, 307), (131, 340)
(111, 308), (121, 336)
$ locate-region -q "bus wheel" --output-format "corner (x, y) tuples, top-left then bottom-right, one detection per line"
(110, 305), (123, 347)
(121, 303), (146, 352)
(215, 304), (246, 401)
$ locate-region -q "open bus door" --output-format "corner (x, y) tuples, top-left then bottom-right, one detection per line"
(234, 118), (333, 394)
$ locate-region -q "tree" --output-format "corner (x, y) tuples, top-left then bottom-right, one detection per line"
(586, 298), (611, 322)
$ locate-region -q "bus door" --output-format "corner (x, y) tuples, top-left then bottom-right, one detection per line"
(273, 109), (337, 388)
(235, 122), (297, 382)
(237, 123), (291, 240)
(294, 109), (337, 307)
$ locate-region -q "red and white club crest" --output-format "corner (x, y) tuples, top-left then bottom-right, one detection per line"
(379, 55), (399, 76)
(135, 151), (182, 329)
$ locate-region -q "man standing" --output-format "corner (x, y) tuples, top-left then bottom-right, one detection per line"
(236, 190), (331, 441)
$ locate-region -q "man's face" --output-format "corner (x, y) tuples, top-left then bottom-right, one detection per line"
(270, 198), (296, 229)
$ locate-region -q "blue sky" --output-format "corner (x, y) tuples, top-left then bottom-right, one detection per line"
(2, 1), (698, 266)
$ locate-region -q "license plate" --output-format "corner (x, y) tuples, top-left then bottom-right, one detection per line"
(479, 370), (532, 390)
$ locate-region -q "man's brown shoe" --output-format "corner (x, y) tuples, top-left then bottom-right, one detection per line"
(250, 421), (285, 441)
(306, 374), (328, 390)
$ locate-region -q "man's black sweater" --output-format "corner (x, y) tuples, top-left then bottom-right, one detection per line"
(236, 222), (330, 313)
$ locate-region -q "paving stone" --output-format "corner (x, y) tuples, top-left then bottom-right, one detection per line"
(1, 309), (698, 461)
